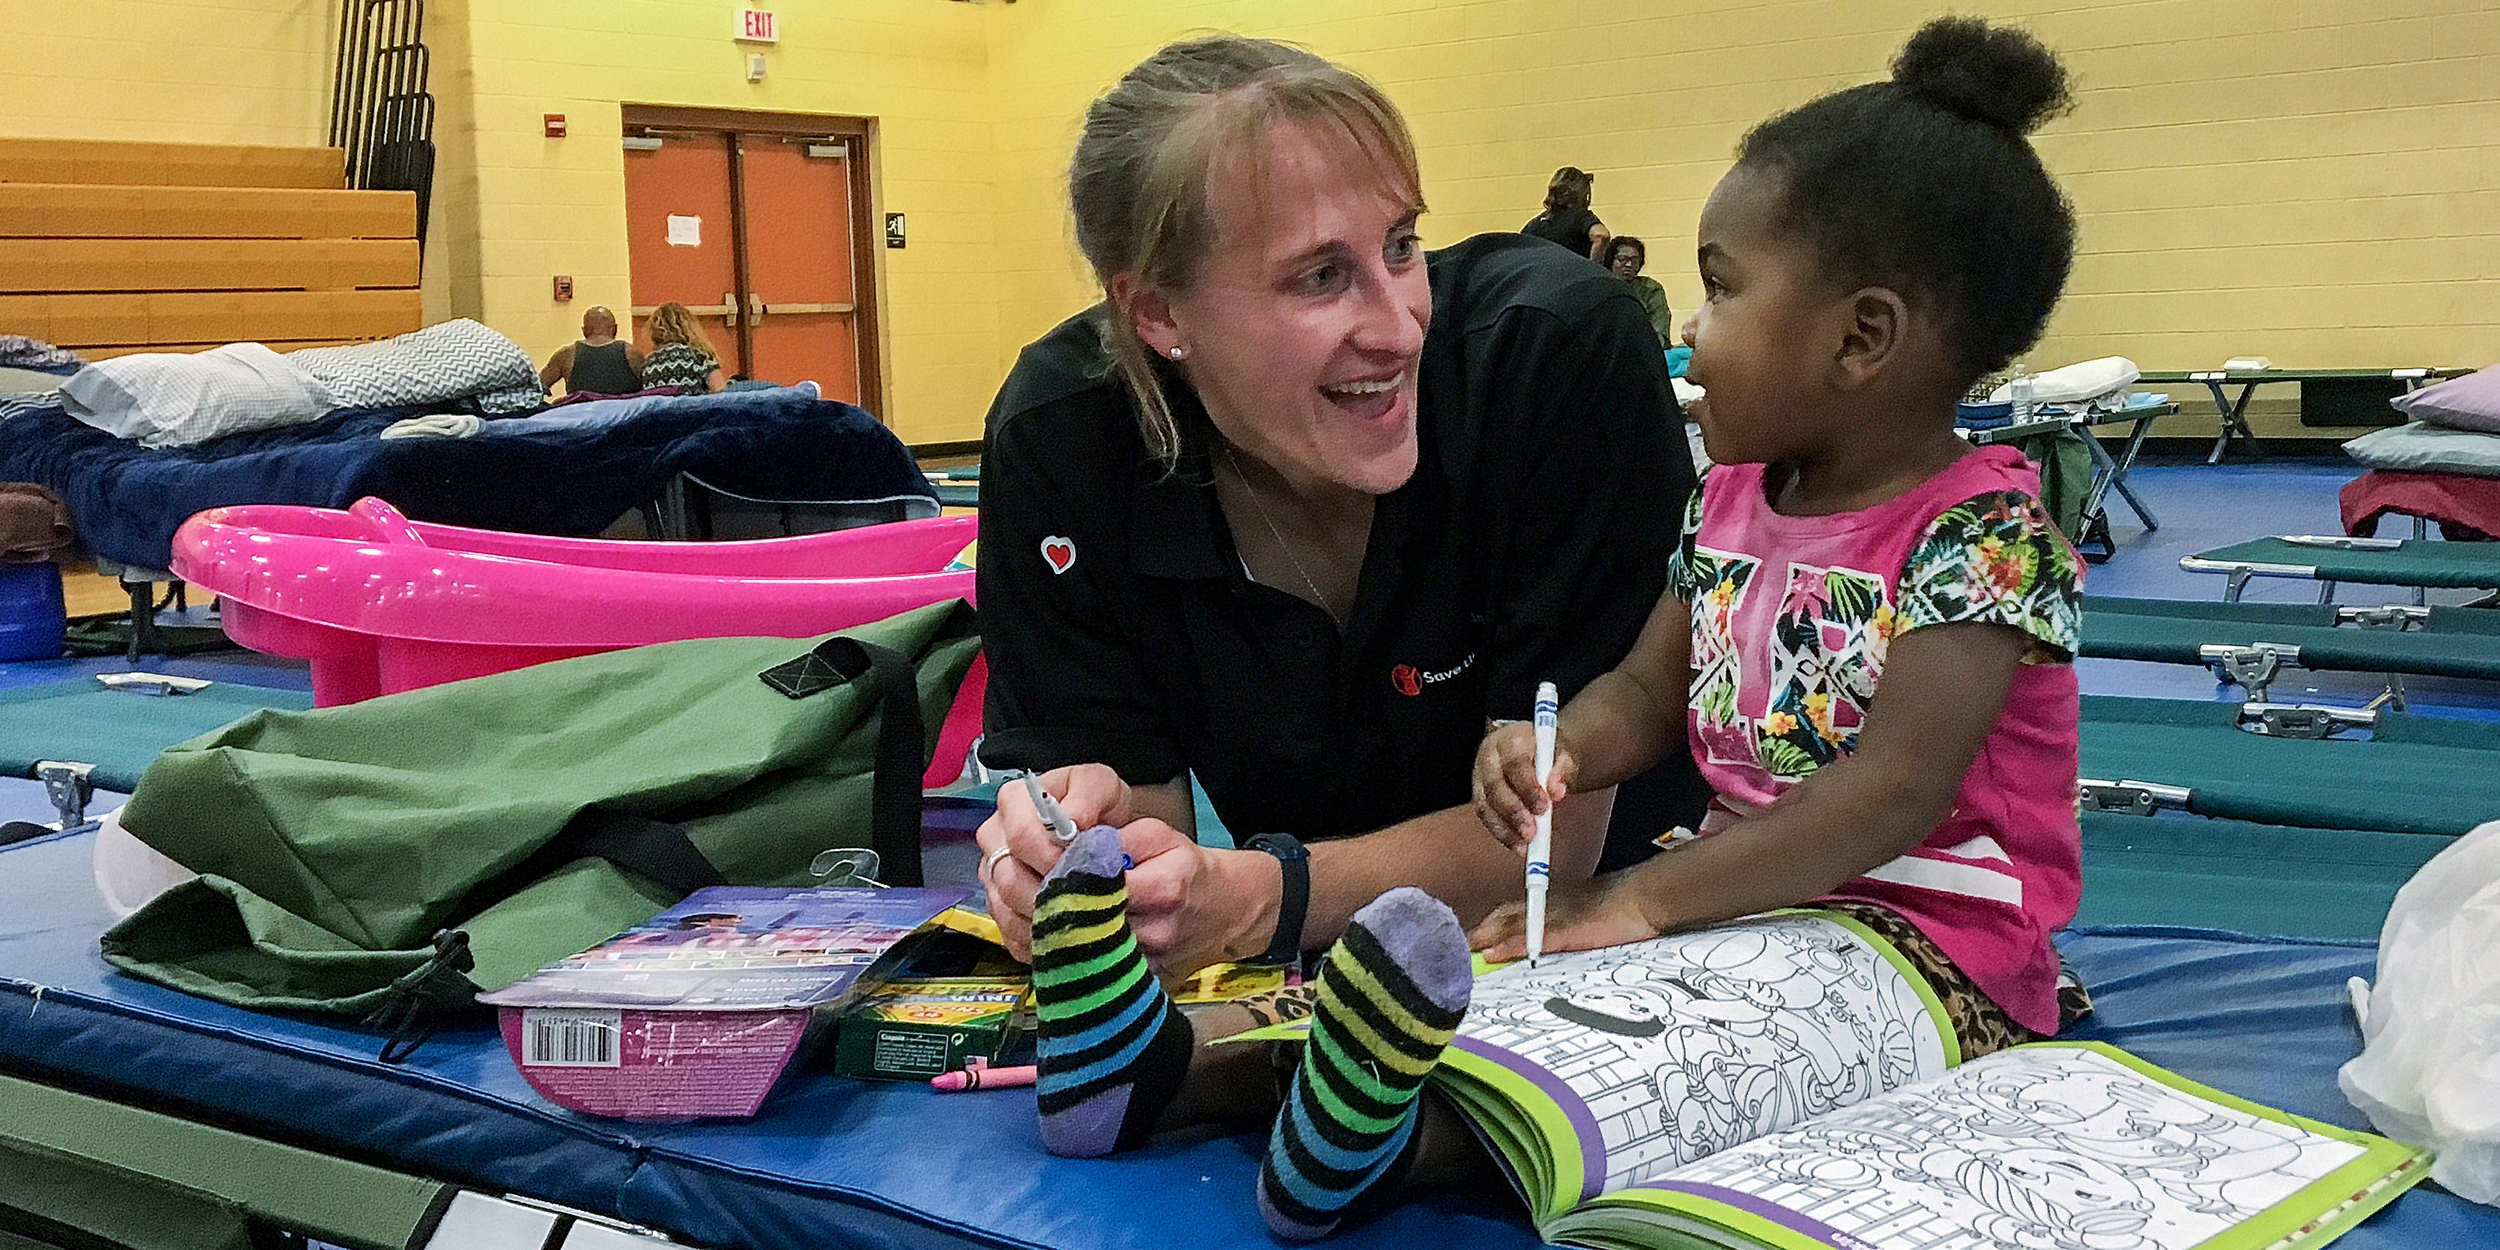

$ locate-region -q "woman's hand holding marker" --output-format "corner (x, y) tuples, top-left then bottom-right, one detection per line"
(975, 764), (1165, 961)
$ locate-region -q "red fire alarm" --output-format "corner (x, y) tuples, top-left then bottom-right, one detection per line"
(544, 114), (568, 138)
(553, 275), (574, 302)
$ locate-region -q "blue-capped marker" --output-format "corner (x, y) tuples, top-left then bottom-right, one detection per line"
(1527, 681), (1559, 968)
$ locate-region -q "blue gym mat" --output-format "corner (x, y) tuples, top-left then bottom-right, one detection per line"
(0, 815), (2487, 1249)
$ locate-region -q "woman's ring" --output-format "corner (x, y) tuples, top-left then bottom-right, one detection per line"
(981, 845), (1016, 880)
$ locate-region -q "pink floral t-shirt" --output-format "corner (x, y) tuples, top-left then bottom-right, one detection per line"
(1667, 445), (2083, 1034)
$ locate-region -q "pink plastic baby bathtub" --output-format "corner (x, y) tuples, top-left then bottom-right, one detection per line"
(172, 498), (984, 787)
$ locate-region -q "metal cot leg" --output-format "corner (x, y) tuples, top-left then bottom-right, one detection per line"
(2205, 381), (2264, 465)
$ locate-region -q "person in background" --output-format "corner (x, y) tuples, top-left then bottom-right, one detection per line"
(639, 302), (726, 394)
(1604, 235), (1675, 346)
(1520, 165), (1608, 260)
(539, 306), (643, 396)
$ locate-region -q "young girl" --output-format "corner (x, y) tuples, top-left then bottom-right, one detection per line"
(1472, 13), (2086, 1050)
(1023, 16), (2087, 1242)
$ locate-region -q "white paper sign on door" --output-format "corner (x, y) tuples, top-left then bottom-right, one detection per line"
(665, 215), (702, 247)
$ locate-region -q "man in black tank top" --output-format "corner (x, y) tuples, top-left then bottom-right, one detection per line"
(539, 306), (645, 396)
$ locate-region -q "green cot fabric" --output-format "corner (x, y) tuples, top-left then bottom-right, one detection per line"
(0, 679), (313, 792)
(2080, 695), (2500, 836)
(2075, 811), (2439, 941)
(2429, 604), (2500, 636)
(0, 1071), (443, 1249)
(0, 1142), (255, 1250)
(2191, 536), (2500, 588)
(2141, 368), (2465, 383)
(2081, 595), (2334, 628)
(99, 600), (980, 1014)
(2080, 603), (2500, 679)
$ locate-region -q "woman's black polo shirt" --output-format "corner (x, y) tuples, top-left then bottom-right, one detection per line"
(976, 232), (1703, 853)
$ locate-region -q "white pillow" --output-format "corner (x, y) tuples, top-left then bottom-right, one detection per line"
(60, 343), (335, 449)
(1988, 356), (2140, 407)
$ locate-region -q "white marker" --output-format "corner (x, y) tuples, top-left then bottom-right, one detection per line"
(1526, 681), (1559, 968)
(1021, 773), (1079, 844)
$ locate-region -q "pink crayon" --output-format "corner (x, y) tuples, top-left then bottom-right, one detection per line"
(930, 1063), (1039, 1092)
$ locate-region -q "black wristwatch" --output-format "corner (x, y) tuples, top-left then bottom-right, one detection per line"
(1242, 832), (1310, 967)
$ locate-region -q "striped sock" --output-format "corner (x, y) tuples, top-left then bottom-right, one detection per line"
(1030, 825), (1194, 1158)
(1257, 887), (1471, 1241)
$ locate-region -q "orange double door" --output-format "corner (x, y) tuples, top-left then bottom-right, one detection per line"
(620, 108), (880, 410)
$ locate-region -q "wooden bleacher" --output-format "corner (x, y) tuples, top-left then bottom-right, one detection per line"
(0, 137), (421, 357)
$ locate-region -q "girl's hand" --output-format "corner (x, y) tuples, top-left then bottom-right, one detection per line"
(1467, 870), (1662, 963)
(1473, 722), (1577, 850)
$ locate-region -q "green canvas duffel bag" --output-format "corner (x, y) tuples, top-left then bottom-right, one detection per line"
(99, 599), (980, 1049)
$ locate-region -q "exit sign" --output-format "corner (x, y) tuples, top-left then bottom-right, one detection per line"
(735, 8), (777, 42)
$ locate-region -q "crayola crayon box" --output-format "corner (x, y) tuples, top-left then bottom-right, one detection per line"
(832, 975), (1032, 1081)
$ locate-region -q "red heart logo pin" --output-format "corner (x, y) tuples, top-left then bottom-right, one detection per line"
(1040, 535), (1076, 575)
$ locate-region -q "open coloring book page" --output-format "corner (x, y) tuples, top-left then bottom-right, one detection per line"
(1457, 913), (1951, 1191)
(1639, 1046), (2368, 1250)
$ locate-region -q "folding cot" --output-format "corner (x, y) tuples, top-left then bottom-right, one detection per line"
(926, 463), (980, 509)
(1961, 399), (2175, 557)
(2081, 594), (2500, 702)
(2078, 694), (2500, 836)
(2140, 367), (2473, 465)
(2181, 533), (2500, 603)
(2074, 810), (2441, 941)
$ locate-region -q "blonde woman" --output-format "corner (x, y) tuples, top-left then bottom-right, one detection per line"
(969, 38), (1706, 1218)
(639, 302), (724, 394)
(977, 32), (1707, 980)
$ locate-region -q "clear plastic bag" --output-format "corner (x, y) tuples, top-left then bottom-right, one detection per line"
(2340, 818), (2500, 1204)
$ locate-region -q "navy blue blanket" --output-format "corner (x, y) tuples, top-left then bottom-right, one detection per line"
(0, 386), (935, 569)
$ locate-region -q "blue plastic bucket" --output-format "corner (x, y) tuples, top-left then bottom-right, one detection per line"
(0, 562), (66, 661)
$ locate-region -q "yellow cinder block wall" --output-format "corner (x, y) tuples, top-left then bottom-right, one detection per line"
(16, 0), (2500, 444)
(439, 0), (998, 443)
(3, 0), (334, 146)
(989, 0), (2500, 405)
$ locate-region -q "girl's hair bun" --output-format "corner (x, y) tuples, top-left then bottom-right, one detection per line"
(1891, 16), (2073, 135)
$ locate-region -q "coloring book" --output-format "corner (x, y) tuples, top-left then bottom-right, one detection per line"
(1247, 912), (2427, 1250)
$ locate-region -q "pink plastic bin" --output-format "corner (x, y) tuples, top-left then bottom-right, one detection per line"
(172, 498), (984, 787)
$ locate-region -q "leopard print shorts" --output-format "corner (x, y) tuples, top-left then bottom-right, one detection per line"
(1817, 900), (2092, 1059)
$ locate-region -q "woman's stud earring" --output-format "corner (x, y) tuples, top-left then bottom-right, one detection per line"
(1168, 346), (1187, 360)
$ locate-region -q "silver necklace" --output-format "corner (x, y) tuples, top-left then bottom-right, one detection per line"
(1218, 441), (1346, 621)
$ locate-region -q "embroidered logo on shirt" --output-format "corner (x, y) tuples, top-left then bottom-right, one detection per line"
(1039, 535), (1075, 575)
(1388, 653), (1475, 697)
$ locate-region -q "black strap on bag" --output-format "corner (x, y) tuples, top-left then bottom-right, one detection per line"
(365, 929), (476, 1064)
(368, 810), (736, 1063)
(758, 634), (927, 888)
